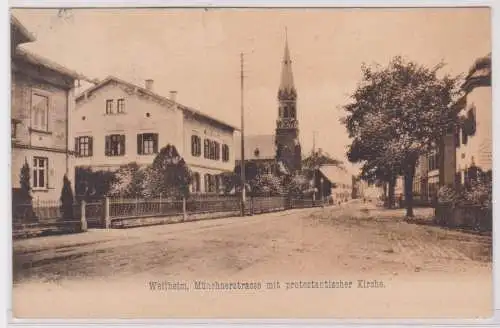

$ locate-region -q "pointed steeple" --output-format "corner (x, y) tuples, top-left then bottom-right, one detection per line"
(279, 28), (296, 96)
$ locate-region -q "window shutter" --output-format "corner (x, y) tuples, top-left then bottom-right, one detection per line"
(153, 133), (159, 153)
(120, 135), (126, 155)
(74, 137), (79, 156)
(88, 137), (93, 157)
(105, 136), (110, 155)
(191, 136), (195, 156)
(137, 134), (143, 155)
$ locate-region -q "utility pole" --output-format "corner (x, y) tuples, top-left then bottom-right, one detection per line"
(312, 130), (318, 202)
(240, 52), (246, 216)
(312, 130), (317, 154)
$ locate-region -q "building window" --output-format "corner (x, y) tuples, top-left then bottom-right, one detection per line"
(203, 138), (221, 160)
(191, 135), (201, 157)
(290, 104), (296, 118)
(204, 174), (218, 193)
(204, 174), (210, 192)
(75, 136), (93, 157)
(105, 134), (125, 156)
(204, 139), (209, 159)
(137, 133), (158, 155)
(214, 141), (220, 160)
(31, 93), (49, 131)
(117, 99), (125, 113)
(33, 157), (48, 189)
(11, 119), (20, 140)
(428, 176), (439, 200)
(191, 172), (200, 192)
(222, 144), (230, 162)
(106, 99), (114, 114)
(427, 151), (438, 172)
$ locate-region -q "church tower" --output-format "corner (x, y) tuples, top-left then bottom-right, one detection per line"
(275, 30), (302, 173)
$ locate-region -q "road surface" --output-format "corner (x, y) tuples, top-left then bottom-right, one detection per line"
(12, 200), (493, 319)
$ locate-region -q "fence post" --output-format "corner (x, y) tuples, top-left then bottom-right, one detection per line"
(80, 200), (88, 232)
(104, 197), (111, 229)
(159, 193), (162, 215)
(135, 198), (139, 216)
(182, 196), (187, 221)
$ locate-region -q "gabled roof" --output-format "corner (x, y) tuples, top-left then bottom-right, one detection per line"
(11, 15), (36, 44)
(14, 47), (97, 83)
(76, 76), (238, 131)
(319, 164), (352, 186)
(235, 134), (276, 161)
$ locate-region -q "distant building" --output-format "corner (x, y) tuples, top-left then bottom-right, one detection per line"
(235, 32), (302, 175)
(73, 76), (237, 194)
(316, 165), (352, 204)
(11, 15), (94, 202)
(234, 135), (280, 175)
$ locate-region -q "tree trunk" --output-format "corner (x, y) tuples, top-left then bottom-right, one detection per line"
(388, 175), (396, 209)
(382, 183), (388, 206)
(404, 162), (417, 218)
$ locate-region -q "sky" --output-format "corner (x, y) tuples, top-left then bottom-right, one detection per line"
(11, 7), (491, 175)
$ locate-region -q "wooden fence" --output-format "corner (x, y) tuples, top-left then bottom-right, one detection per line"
(13, 194), (327, 235)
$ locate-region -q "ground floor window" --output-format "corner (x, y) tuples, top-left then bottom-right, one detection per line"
(33, 157), (48, 189)
(191, 172), (200, 193)
(203, 174), (220, 193)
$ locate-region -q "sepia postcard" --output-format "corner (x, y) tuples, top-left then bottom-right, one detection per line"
(10, 6), (493, 320)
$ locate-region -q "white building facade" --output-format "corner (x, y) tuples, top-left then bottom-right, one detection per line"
(455, 54), (492, 183)
(73, 76), (236, 194)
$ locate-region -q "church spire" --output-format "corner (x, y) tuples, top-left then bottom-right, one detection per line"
(279, 27), (296, 95)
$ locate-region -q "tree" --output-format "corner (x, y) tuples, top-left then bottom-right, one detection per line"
(109, 162), (146, 198)
(13, 159), (35, 221)
(19, 159), (32, 203)
(285, 173), (313, 198)
(302, 149), (345, 172)
(343, 56), (461, 217)
(144, 144), (192, 199)
(60, 174), (75, 221)
(75, 166), (118, 201)
(252, 174), (284, 196)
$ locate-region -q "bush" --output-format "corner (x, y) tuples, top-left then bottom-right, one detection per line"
(75, 166), (118, 202)
(109, 162), (146, 198)
(143, 144), (192, 199)
(437, 185), (459, 204)
(252, 174), (284, 196)
(463, 179), (492, 210)
(437, 179), (492, 210)
(284, 174), (312, 198)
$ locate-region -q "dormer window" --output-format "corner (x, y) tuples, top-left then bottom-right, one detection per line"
(254, 148), (260, 157)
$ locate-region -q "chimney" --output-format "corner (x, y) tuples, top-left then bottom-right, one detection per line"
(169, 90), (177, 102)
(145, 79), (154, 91)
